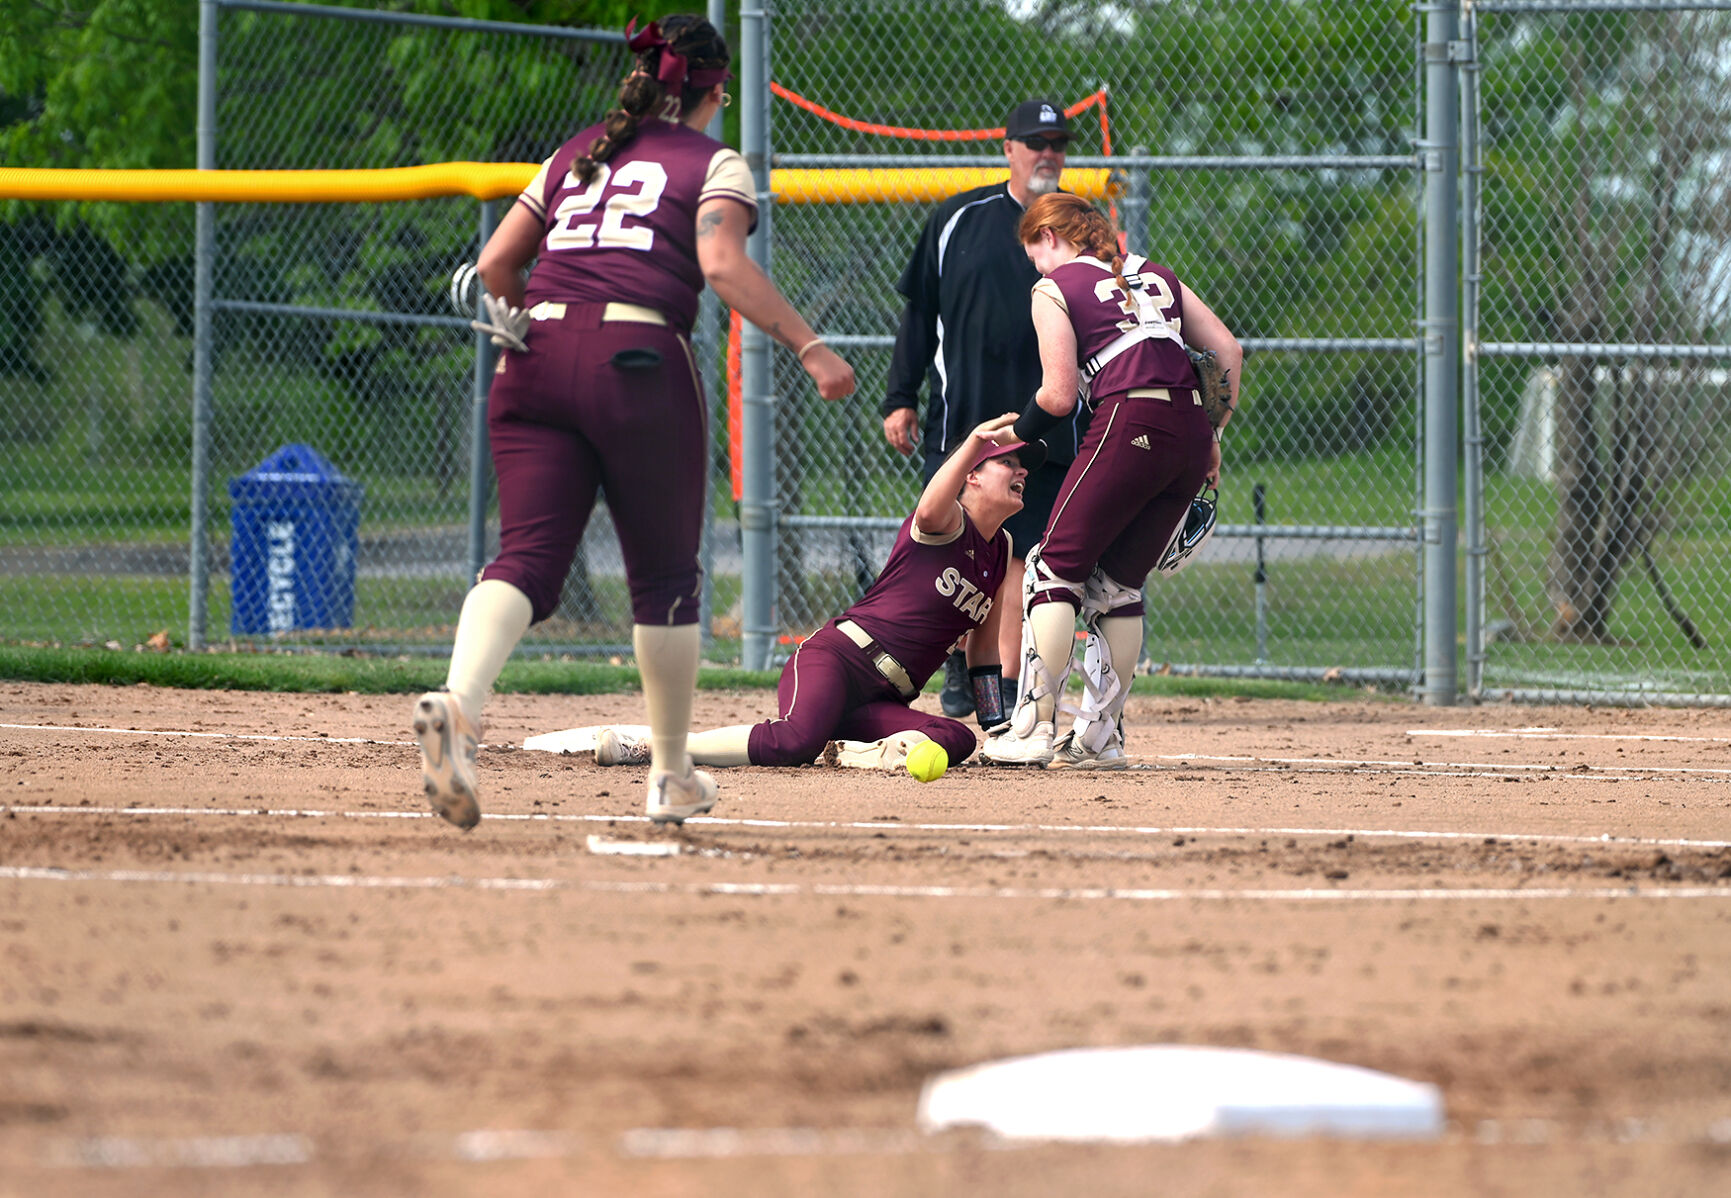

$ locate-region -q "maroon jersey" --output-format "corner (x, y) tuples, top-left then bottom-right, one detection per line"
(516, 119), (756, 333)
(839, 509), (1010, 689)
(1039, 254), (1199, 399)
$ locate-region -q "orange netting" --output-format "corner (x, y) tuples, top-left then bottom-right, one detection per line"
(726, 88), (1119, 495)
(768, 84), (1110, 144)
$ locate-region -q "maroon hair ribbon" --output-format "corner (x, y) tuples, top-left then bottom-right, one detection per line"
(624, 17), (728, 92)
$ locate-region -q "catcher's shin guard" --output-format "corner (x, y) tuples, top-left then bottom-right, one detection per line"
(1006, 545), (1084, 736)
(1071, 569), (1145, 754)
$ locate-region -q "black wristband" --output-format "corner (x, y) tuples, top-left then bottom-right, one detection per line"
(1012, 402), (1063, 446)
(968, 664), (1005, 730)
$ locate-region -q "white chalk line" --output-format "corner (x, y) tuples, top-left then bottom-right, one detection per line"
(7, 804), (1729, 851)
(1412, 727), (1731, 744)
(0, 722), (409, 746)
(6, 720), (1729, 779)
(39, 1127), (912, 1168)
(4, 864), (1729, 903)
(34, 1117), (1731, 1168)
(1150, 751), (1731, 778)
(43, 1133), (315, 1168)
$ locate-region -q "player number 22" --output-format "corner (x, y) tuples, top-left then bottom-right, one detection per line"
(547, 160), (667, 252)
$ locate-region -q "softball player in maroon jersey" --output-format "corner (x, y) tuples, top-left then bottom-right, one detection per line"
(412, 14), (855, 829)
(593, 416), (1040, 773)
(984, 192), (1242, 769)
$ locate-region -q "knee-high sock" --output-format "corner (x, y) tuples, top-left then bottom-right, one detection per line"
(634, 623), (701, 776)
(686, 724), (754, 767)
(1029, 600), (1079, 725)
(444, 579), (533, 725)
(998, 558), (1026, 679)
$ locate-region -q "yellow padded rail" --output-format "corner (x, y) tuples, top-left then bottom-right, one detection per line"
(0, 164), (535, 203)
(0, 165), (1120, 205)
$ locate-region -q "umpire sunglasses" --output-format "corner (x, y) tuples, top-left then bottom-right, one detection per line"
(1016, 134), (1071, 153)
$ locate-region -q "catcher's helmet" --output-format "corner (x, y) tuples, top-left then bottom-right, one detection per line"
(1155, 486), (1218, 576)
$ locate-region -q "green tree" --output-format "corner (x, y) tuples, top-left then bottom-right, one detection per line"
(0, 0), (699, 454)
(1476, 10), (1731, 641)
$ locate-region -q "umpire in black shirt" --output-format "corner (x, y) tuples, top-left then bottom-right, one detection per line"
(882, 98), (1089, 719)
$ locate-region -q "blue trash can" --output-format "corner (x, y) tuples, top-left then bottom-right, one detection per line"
(228, 444), (364, 635)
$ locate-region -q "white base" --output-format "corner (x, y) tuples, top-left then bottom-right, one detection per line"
(522, 724), (649, 754)
(917, 1045), (1444, 1142)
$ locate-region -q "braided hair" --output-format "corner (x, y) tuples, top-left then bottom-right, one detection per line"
(574, 14), (730, 186)
(1017, 193), (1134, 315)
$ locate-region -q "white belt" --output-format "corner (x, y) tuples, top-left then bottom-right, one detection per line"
(1126, 387), (1202, 405)
(527, 301), (667, 325)
(835, 619), (917, 700)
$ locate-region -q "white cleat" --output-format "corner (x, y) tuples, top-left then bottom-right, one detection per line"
(647, 768), (718, 825)
(1047, 730), (1129, 771)
(981, 720), (1056, 766)
(595, 726), (651, 766)
(822, 731), (929, 771)
(411, 692), (481, 829)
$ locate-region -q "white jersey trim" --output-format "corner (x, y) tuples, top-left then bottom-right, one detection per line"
(515, 146), (757, 223)
(911, 504), (966, 546)
(699, 146), (756, 214)
(519, 157), (556, 220)
(930, 192), (1017, 454)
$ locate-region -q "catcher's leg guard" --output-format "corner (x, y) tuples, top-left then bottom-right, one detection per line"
(1069, 568), (1145, 755)
(1007, 545), (1084, 735)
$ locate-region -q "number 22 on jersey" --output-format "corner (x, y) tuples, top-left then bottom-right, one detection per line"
(546, 160), (668, 252)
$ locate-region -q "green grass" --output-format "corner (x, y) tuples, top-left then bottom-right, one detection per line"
(9, 413), (1730, 696)
(0, 642), (1366, 704)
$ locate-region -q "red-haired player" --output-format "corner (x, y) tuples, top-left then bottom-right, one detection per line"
(985, 193), (1241, 769)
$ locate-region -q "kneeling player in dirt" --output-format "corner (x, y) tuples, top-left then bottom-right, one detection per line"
(595, 415), (1041, 774)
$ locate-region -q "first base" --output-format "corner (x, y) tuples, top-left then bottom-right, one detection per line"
(917, 1044), (1443, 1142)
(523, 724), (649, 754)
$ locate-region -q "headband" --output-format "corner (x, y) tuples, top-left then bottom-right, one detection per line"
(625, 18), (730, 92)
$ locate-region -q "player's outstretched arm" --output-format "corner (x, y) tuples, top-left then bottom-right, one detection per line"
(913, 414), (1019, 538)
(696, 197), (856, 401)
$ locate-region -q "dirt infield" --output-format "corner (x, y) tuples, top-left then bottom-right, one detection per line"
(3, 680), (1731, 1196)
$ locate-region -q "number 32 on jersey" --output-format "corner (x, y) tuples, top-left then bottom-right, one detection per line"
(546, 161), (667, 252)
(1097, 268), (1180, 336)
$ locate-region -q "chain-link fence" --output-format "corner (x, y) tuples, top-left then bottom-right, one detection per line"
(2, 1), (641, 655)
(1466, 0), (1731, 702)
(3, 0), (1728, 703)
(761, 0), (1429, 685)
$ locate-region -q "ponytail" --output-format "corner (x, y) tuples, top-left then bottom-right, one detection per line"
(1019, 193), (1135, 314)
(574, 14), (731, 186)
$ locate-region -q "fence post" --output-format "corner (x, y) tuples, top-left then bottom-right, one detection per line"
(466, 200), (497, 585)
(694, 0), (730, 656)
(1121, 145), (1149, 256)
(739, 0), (776, 669)
(1420, 0), (1460, 706)
(189, 0), (218, 651)
(1458, 7), (1484, 699)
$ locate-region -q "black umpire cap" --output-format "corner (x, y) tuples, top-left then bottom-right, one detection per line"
(1005, 98), (1069, 140)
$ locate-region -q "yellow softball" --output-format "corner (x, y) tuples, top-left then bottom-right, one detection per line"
(905, 739), (948, 783)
